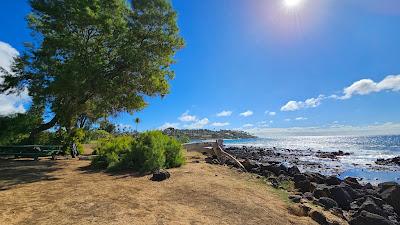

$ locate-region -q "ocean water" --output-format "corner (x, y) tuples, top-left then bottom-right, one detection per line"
(224, 135), (400, 183)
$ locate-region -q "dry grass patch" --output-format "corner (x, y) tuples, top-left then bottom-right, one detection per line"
(0, 153), (317, 225)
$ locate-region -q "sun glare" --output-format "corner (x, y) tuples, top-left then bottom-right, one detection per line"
(284, 0), (303, 8)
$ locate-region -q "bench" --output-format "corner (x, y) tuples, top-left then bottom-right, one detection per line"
(0, 145), (63, 160)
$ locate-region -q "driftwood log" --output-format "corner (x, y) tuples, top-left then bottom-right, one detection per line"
(183, 140), (246, 171)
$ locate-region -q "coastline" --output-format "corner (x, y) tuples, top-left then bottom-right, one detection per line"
(224, 135), (400, 184)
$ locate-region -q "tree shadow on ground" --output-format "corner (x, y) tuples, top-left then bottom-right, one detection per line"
(0, 159), (60, 191)
(77, 163), (148, 179)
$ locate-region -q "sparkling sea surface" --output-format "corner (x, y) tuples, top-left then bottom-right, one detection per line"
(224, 135), (400, 183)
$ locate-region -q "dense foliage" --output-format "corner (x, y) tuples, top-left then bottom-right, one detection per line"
(92, 131), (185, 173)
(0, 0), (184, 143)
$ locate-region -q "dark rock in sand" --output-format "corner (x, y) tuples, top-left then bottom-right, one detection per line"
(329, 186), (353, 210)
(303, 192), (314, 201)
(289, 195), (302, 203)
(268, 177), (280, 188)
(151, 169), (170, 182)
(318, 197), (338, 209)
(349, 210), (396, 225)
(379, 182), (400, 215)
(309, 210), (329, 225)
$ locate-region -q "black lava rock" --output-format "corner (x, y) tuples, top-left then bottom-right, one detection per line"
(318, 197), (339, 210)
(329, 185), (353, 210)
(349, 210), (396, 225)
(151, 169), (170, 182)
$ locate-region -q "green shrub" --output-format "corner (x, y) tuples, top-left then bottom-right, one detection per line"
(92, 135), (134, 169)
(91, 131), (185, 173)
(164, 137), (185, 168)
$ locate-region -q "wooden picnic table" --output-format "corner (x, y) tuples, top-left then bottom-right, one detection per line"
(0, 145), (63, 160)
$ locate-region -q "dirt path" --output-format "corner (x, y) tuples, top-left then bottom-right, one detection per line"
(0, 153), (317, 225)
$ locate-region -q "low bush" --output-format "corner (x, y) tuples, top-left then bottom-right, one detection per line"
(91, 131), (185, 173)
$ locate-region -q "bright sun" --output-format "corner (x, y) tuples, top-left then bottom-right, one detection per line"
(284, 0), (303, 8)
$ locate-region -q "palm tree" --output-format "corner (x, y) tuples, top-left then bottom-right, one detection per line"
(134, 117), (141, 132)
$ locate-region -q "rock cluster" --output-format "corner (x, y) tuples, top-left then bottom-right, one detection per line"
(376, 157), (400, 167)
(206, 156), (400, 225)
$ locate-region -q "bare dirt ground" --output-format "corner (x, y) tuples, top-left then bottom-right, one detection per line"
(0, 152), (318, 225)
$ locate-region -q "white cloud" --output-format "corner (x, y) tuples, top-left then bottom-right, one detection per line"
(239, 110), (253, 117)
(284, 118), (291, 122)
(295, 117), (307, 121)
(268, 111), (276, 116)
(0, 41), (30, 116)
(185, 118), (209, 129)
(243, 122), (400, 137)
(158, 122), (180, 130)
(281, 95), (326, 111)
(280, 75), (400, 112)
(212, 122), (230, 127)
(341, 75), (400, 99)
(216, 110), (232, 117)
(178, 111), (197, 122)
(243, 124), (254, 128)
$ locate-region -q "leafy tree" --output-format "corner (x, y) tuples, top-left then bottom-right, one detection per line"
(99, 120), (116, 134)
(0, 0), (184, 143)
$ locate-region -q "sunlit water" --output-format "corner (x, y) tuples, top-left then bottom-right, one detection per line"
(224, 135), (400, 183)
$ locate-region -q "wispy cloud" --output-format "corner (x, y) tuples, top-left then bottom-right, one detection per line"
(240, 110), (253, 117)
(0, 41), (30, 116)
(216, 110), (232, 117)
(212, 122), (230, 127)
(280, 74), (400, 111)
(178, 111), (197, 122)
(185, 118), (209, 129)
(265, 111), (276, 116)
(295, 117), (307, 121)
(281, 95), (326, 111)
(243, 123), (254, 128)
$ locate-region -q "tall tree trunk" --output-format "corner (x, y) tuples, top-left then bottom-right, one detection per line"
(28, 116), (58, 144)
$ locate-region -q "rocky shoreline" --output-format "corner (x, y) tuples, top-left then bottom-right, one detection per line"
(206, 146), (400, 225)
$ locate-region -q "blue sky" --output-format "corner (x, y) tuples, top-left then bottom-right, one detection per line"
(1, 0), (400, 136)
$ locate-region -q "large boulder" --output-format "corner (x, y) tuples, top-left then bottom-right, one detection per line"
(326, 176), (341, 185)
(349, 211), (396, 225)
(329, 185), (353, 210)
(295, 179), (312, 193)
(318, 197), (339, 210)
(313, 184), (330, 198)
(344, 177), (363, 189)
(379, 182), (400, 215)
(309, 210), (329, 225)
(288, 165), (301, 176)
(241, 159), (259, 171)
(358, 197), (389, 218)
(151, 169), (170, 182)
